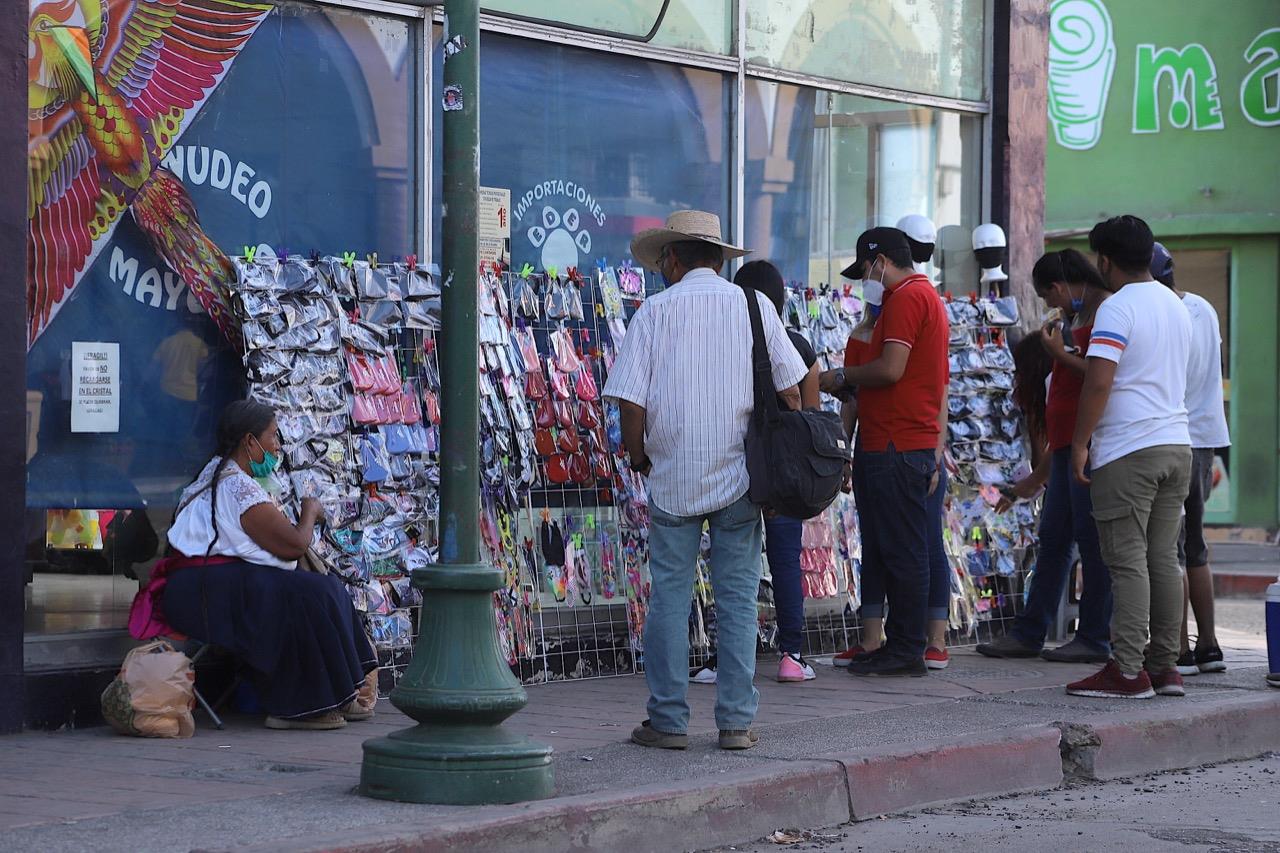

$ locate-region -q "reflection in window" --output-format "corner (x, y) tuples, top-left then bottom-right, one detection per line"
(745, 0), (986, 101)
(434, 34), (731, 272)
(745, 80), (981, 293)
(481, 0), (732, 55)
(24, 3), (416, 637)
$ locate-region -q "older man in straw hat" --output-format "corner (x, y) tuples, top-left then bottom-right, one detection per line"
(603, 210), (808, 751)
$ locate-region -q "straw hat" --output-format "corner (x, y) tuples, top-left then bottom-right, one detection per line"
(630, 210), (750, 273)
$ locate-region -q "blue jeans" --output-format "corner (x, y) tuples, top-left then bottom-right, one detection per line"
(764, 514), (805, 654)
(1012, 447), (1113, 651)
(862, 467), (950, 623)
(646, 493), (763, 733)
(853, 445), (933, 661)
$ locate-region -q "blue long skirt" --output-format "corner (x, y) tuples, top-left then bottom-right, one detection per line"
(163, 561), (376, 719)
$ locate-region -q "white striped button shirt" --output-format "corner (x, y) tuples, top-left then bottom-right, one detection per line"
(603, 267), (808, 517)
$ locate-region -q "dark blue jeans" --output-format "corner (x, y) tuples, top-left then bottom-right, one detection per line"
(1012, 447), (1113, 651)
(764, 514), (805, 654)
(854, 444), (933, 661)
(862, 468), (950, 622)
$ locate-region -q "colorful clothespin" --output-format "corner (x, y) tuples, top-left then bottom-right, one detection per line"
(519, 263), (534, 278)
(547, 265), (559, 280)
(367, 252), (379, 269)
(405, 253), (417, 268)
(243, 245), (257, 263)
(342, 251), (357, 268)
(595, 257), (608, 272)
(276, 245), (289, 260)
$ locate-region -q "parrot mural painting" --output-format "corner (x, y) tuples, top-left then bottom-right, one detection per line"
(27, 0), (272, 349)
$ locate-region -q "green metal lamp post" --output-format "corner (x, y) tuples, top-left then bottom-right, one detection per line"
(359, 0), (555, 805)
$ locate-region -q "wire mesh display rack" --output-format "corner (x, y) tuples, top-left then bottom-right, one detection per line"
(372, 272), (1039, 698)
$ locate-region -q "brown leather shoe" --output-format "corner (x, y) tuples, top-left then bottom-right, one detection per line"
(630, 720), (688, 750)
(718, 729), (759, 750)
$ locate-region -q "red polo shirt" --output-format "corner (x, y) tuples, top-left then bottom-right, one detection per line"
(855, 275), (949, 452)
(844, 336), (873, 368)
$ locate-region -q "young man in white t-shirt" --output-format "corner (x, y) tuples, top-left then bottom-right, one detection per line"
(1150, 243), (1231, 676)
(1067, 216), (1193, 700)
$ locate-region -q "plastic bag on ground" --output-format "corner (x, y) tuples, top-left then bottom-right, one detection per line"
(101, 640), (196, 738)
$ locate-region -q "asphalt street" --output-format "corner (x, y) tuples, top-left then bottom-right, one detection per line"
(720, 753), (1280, 853)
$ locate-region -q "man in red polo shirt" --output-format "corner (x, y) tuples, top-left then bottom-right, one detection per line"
(820, 227), (949, 677)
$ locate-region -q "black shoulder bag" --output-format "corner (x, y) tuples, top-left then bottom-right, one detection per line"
(743, 287), (852, 519)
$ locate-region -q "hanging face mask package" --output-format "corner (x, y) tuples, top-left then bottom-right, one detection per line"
(494, 261), (658, 684)
(228, 252), (445, 693)
(940, 291), (1039, 633)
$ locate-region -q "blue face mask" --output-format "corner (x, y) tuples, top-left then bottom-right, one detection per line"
(868, 303), (882, 319)
(248, 437), (280, 479)
(1069, 285), (1084, 314)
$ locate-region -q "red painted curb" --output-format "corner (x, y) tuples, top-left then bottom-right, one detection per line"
(822, 726), (1064, 819)
(1084, 692), (1280, 780)
(208, 692), (1280, 853)
(1213, 573), (1274, 599)
(223, 760), (851, 853)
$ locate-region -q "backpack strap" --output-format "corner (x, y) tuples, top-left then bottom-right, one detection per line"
(743, 286), (781, 424)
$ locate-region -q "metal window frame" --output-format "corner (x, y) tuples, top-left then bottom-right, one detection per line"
(298, 0), (995, 267)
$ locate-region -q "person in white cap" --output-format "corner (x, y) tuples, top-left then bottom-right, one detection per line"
(603, 210), (808, 752)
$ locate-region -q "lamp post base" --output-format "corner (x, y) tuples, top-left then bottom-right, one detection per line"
(358, 564), (554, 805)
(360, 724), (554, 804)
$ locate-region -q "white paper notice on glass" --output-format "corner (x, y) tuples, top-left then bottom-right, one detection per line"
(71, 341), (120, 433)
(478, 186), (511, 266)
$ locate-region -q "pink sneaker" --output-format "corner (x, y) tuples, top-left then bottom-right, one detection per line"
(777, 653), (816, 682)
(925, 647), (950, 670)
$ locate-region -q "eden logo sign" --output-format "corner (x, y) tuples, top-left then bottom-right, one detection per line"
(1049, 0), (1280, 150)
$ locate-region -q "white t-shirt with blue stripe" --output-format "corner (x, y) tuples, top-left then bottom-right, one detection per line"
(1086, 281), (1192, 469)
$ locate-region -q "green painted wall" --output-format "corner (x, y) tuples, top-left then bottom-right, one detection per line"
(1045, 0), (1279, 237)
(1045, 0), (1280, 526)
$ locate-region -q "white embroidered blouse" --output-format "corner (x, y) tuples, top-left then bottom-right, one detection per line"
(166, 457), (297, 570)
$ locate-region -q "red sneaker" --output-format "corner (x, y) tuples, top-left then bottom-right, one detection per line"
(833, 646), (867, 668)
(924, 647), (950, 670)
(1148, 669), (1185, 697)
(1066, 661), (1155, 699)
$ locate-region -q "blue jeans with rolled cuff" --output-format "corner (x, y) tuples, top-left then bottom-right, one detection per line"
(853, 444), (934, 662)
(861, 467), (951, 625)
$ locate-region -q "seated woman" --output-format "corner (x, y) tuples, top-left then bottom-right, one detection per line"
(150, 400), (376, 730)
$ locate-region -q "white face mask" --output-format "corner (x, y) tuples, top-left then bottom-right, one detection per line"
(861, 279), (885, 307)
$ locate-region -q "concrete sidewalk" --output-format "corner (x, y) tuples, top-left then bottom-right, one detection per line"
(0, 632), (1274, 853)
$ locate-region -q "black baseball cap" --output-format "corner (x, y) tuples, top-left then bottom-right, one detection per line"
(840, 227), (912, 280)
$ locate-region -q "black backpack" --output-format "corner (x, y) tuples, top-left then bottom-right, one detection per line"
(742, 287), (852, 519)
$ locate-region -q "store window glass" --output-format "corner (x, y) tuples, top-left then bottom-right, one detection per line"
(481, 0), (733, 55)
(433, 34), (731, 271)
(744, 80), (982, 292)
(744, 0), (987, 101)
(25, 2), (416, 644)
